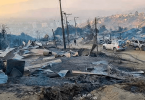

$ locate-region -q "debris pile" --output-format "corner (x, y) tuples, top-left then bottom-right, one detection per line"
(0, 40), (144, 100)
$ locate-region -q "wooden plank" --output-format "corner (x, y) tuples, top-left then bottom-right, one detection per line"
(72, 70), (125, 80)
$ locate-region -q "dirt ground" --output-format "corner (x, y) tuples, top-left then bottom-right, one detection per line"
(90, 84), (145, 100)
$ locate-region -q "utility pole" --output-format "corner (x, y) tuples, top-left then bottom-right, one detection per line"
(10, 32), (11, 47)
(74, 17), (79, 38)
(52, 29), (57, 47)
(36, 31), (40, 41)
(63, 12), (71, 48)
(59, 0), (66, 49)
(95, 17), (98, 54)
(103, 33), (105, 41)
(120, 32), (122, 39)
(110, 28), (112, 40)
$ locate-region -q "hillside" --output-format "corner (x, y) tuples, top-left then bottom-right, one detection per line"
(79, 11), (145, 30)
(54, 11), (145, 41)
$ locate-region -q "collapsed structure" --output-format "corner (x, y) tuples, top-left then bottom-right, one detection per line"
(0, 38), (145, 100)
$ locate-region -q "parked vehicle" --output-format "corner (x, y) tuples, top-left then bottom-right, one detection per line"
(130, 40), (145, 48)
(103, 40), (126, 52)
(99, 40), (105, 44)
(130, 39), (145, 51)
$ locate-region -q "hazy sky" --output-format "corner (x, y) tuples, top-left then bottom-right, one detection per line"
(0, 0), (145, 17)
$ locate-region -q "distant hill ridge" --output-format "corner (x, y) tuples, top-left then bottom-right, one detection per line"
(79, 11), (145, 30)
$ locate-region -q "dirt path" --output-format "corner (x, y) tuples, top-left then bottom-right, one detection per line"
(122, 50), (145, 62)
(70, 42), (145, 64)
(90, 84), (145, 100)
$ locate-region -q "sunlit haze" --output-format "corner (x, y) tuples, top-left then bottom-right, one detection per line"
(0, 0), (145, 37)
(0, 0), (145, 17)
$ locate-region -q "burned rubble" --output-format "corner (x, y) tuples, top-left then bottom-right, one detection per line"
(0, 39), (144, 100)
(1, 1), (145, 99)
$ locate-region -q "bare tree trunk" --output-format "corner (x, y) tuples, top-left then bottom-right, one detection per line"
(89, 18), (98, 55)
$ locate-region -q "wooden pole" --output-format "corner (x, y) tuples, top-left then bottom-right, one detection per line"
(95, 18), (98, 54)
(74, 17), (79, 38)
(64, 12), (71, 48)
(59, 0), (66, 49)
(52, 29), (57, 47)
